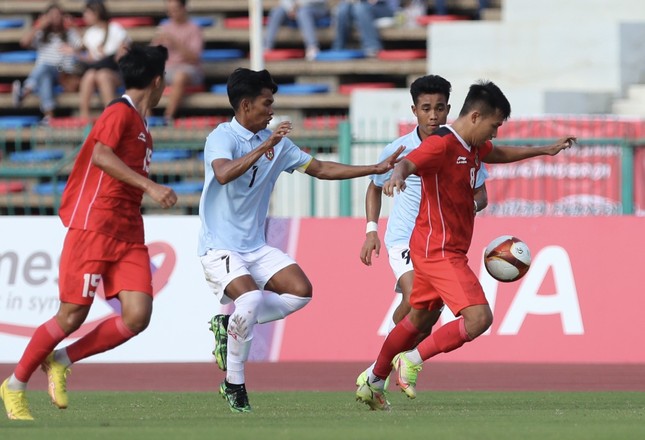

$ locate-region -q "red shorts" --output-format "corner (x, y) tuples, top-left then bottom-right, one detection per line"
(59, 229), (153, 305)
(409, 252), (488, 316)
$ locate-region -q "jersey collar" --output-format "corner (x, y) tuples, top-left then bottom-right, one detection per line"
(121, 94), (148, 131)
(445, 124), (471, 153)
(231, 117), (255, 142)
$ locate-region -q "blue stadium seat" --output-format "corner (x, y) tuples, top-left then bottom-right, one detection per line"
(146, 116), (167, 127)
(0, 51), (37, 63)
(315, 50), (365, 61)
(9, 150), (65, 163)
(277, 84), (330, 95)
(210, 84), (228, 94)
(201, 49), (245, 62)
(0, 18), (25, 29)
(33, 181), (67, 195)
(0, 116), (40, 128)
(167, 181), (203, 194)
(153, 150), (192, 162)
(159, 17), (215, 27)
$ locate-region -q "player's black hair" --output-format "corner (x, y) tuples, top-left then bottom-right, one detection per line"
(118, 45), (168, 90)
(459, 80), (512, 120)
(409, 75), (452, 105)
(226, 68), (278, 111)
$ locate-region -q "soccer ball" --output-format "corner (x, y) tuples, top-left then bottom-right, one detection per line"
(484, 235), (531, 282)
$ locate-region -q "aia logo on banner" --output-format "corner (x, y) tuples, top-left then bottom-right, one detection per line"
(0, 242), (176, 338)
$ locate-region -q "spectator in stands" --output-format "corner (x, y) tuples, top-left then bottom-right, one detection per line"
(12, 2), (83, 125)
(332, 0), (399, 57)
(151, 0), (204, 123)
(264, 0), (331, 61)
(435, 0), (488, 19)
(77, 0), (130, 120)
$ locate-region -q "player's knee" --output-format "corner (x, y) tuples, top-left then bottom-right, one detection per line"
(466, 309), (493, 339)
(290, 279), (313, 298)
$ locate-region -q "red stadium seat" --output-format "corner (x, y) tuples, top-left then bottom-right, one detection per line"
(264, 49), (306, 61)
(416, 15), (469, 26)
(377, 49), (426, 60)
(0, 180), (26, 194)
(162, 84), (205, 95)
(224, 16), (267, 29)
(112, 17), (155, 28)
(338, 82), (396, 95)
(173, 116), (228, 129)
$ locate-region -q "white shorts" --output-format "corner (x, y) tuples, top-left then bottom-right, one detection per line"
(200, 245), (296, 304)
(387, 244), (414, 294)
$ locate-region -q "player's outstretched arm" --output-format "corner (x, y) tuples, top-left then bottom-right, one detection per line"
(382, 158), (416, 197)
(360, 181), (383, 266)
(92, 142), (177, 208)
(305, 146), (404, 180)
(484, 136), (577, 163)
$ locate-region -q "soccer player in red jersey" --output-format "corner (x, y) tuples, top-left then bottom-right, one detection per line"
(0, 45), (177, 421)
(356, 81), (576, 410)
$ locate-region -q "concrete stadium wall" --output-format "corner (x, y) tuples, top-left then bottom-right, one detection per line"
(428, 0), (645, 115)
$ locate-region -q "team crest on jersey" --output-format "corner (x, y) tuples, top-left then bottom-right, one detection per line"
(265, 147), (274, 161)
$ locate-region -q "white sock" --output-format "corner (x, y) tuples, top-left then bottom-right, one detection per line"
(405, 349), (423, 365)
(366, 372), (385, 390)
(226, 290), (262, 385)
(256, 292), (311, 324)
(6, 374), (27, 391)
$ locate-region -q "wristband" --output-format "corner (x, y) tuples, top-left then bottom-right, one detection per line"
(366, 221), (378, 233)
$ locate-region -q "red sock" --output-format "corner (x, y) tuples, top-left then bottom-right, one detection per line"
(14, 317), (67, 382)
(66, 316), (136, 363)
(416, 317), (471, 361)
(373, 316), (420, 379)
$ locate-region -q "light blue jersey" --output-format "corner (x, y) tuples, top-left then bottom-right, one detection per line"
(198, 118), (312, 255)
(371, 127), (488, 248)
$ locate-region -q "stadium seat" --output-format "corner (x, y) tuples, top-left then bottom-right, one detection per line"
(277, 84), (330, 95)
(0, 18), (25, 29)
(416, 14), (469, 26)
(32, 181), (66, 195)
(377, 49), (426, 60)
(0, 83), (14, 93)
(0, 180), (26, 194)
(224, 16), (267, 29)
(111, 17), (155, 28)
(167, 180), (203, 194)
(173, 116), (228, 128)
(9, 150), (65, 163)
(201, 49), (245, 62)
(159, 17), (215, 27)
(48, 116), (92, 128)
(0, 116), (41, 128)
(338, 82), (396, 95)
(210, 84), (228, 94)
(146, 116), (167, 127)
(153, 150), (193, 162)
(162, 84), (205, 95)
(315, 49), (365, 61)
(264, 49), (306, 61)
(0, 50), (37, 63)
(303, 115), (347, 131)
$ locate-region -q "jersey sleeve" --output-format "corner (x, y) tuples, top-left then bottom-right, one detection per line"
(91, 105), (127, 149)
(204, 127), (235, 165)
(406, 136), (445, 175)
(282, 138), (313, 173)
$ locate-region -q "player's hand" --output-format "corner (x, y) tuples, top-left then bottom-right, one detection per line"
(266, 120), (292, 147)
(383, 177), (405, 197)
(374, 145), (405, 174)
(147, 183), (178, 209)
(360, 233), (381, 266)
(546, 136), (577, 155)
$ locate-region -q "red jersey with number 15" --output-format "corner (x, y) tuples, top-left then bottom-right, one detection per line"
(406, 126), (492, 259)
(59, 97), (152, 243)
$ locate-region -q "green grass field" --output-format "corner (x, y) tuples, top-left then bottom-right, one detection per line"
(2, 390), (644, 440)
